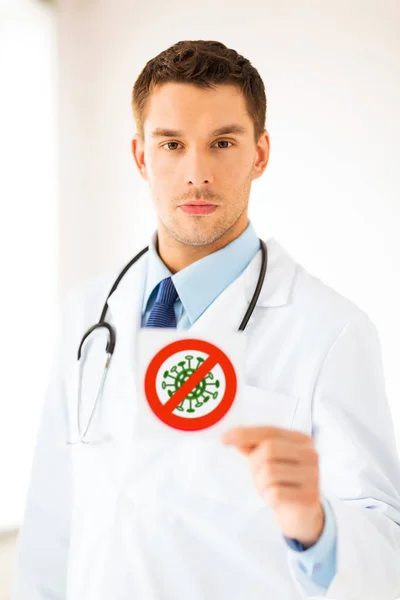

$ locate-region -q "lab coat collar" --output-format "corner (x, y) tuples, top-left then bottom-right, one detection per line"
(143, 222), (262, 326)
(186, 237), (296, 334)
(244, 237), (297, 308)
(106, 236), (297, 335)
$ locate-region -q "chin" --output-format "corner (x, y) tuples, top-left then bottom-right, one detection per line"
(173, 225), (228, 247)
(162, 211), (235, 246)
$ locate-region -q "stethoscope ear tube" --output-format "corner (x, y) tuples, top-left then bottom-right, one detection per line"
(238, 239), (267, 331)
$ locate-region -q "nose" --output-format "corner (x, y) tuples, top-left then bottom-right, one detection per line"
(184, 150), (214, 186)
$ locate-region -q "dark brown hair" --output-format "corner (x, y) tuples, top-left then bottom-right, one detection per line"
(131, 40), (267, 145)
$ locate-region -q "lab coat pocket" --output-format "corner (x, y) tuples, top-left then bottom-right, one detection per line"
(174, 385), (299, 510)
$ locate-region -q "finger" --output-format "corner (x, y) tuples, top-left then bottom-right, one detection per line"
(228, 435), (314, 459)
(248, 440), (319, 472)
(261, 482), (321, 509)
(253, 462), (319, 489)
(229, 438), (313, 458)
(221, 426), (311, 447)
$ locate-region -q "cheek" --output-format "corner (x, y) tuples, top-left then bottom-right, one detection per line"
(219, 155), (253, 185)
(147, 163), (174, 196)
(152, 163), (179, 194)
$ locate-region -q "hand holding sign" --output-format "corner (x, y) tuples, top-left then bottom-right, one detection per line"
(221, 425), (325, 548)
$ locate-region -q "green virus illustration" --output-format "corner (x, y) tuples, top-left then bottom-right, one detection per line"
(162, 354), (220, 413)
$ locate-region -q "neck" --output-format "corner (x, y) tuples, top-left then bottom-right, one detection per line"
(156, 218), (249, 273)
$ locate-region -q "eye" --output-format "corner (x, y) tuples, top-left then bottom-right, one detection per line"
(162, 142), (182, 151)
(161, 140), (233, 151)
(213, 140), (233, 149)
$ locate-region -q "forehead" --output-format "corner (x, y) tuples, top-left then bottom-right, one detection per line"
(143, 82), (252, 137)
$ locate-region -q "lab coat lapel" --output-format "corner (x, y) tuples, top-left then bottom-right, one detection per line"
(188, 237), (297, 336)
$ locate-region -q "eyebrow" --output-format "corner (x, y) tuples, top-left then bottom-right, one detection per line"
(150, 124), (248, 138)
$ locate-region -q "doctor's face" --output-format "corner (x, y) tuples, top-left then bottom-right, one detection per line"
(132, 82), (270, 247)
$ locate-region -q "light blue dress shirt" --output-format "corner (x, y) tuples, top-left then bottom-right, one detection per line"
(141, 221), (337, 590)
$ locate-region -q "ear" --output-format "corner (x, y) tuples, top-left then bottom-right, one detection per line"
(131, 133), (148, 181)
(252, 129), (270, 181)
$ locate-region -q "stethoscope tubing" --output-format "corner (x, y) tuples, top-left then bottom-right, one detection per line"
(67, 239), (268, 444)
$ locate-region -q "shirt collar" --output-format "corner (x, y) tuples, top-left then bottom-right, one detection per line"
(142, 221), (261, 325)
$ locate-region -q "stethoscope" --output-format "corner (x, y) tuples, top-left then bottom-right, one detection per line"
(67, 238), (268, 445)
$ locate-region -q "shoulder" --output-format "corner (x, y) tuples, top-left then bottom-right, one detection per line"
(60, 260), (126, 343)
(260, 238), (377, 341)
(291, 261), (377, 342)
(63, 267), (117, 315)
(295, 263), (363, 316)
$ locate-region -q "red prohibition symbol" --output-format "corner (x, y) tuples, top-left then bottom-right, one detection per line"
(144, 338), (237, 431)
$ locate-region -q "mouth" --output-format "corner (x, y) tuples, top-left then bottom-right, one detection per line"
(179, 200), (218, 216)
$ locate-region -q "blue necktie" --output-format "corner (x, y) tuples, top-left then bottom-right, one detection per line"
(145, 276), (179, 328)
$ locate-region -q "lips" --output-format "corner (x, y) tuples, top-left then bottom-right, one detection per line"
(179, 202), (218, 215)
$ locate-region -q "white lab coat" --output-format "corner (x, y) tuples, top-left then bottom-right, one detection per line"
(10, 238), (400, 600)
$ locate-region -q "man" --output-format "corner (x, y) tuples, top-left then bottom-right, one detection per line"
(11, 39), (400, 599)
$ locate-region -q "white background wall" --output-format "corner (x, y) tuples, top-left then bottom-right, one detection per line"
(0, 0), (57, 532)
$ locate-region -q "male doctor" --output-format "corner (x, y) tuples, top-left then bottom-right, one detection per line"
(11, 39), (400, 600)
